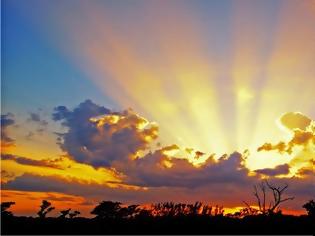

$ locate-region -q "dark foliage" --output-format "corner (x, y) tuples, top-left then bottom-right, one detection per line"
(58, 208), (81, 219)
(69, 210), (81, 219)
(1, 200), (315, 234)
(37, 200), (55, 218)
(1, 201), (15, 217)
(59, 208), (71, 218)
(302, 200), (315, 218)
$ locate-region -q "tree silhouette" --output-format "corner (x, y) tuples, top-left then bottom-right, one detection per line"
(1, 201), (15, 217)
(119, 204), (140, 218)
(37, 200), (55, 218)
(91, 201), (141, 219)
(59, 208), (71, 218)
(59, 208), (81, 218)
(244, 180), (294, 215)
(91, 201), (123, 219)
(2, 199), (315, 234)
(69, 210), (81, 218)
(302, 200), (315, 218)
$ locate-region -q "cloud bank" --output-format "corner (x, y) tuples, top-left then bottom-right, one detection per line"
(2, 101), (314, 215)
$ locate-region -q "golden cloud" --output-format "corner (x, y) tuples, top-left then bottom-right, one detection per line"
(279, 112), (312, 131)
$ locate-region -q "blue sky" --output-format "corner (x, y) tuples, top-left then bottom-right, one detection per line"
(2, 0), (117, 115)
(2, 0), (282, 114)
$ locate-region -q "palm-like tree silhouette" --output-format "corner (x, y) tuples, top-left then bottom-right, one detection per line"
(37, 200), (55, 218)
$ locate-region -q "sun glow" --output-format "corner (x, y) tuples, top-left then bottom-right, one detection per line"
(13, 0), (315, 172)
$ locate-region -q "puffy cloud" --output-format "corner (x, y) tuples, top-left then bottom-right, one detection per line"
(1, 113), (16, 150)
(258, 112), (315, 154)
(53, 100), (158, 167)
(258, 129), (315, 154)
(119, 150), (252, 188)
(257, 112), (314, 178)
(257, 142), (287, 153)
(279, 112), (312, 131)
(51, 102), (313, 191)
(288, 129), (315, 148)
(3, 101), (314, 215)
(254, 164), (290, 176)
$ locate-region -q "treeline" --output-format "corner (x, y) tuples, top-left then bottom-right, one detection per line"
(1, 199), (315, 234)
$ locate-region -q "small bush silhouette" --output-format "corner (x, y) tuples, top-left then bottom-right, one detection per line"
(302, 200), (315, 218)
(69, 210), (81, 218)
(150, 201), (221, 217)
(59, 208), (81, 218)
(59, 208), (71, 218)
(1, 201), (15, 217)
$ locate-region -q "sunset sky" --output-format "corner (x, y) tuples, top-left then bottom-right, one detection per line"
(1, 0), (315, 216)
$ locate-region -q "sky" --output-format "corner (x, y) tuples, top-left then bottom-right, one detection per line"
(1, 0), (315, 216)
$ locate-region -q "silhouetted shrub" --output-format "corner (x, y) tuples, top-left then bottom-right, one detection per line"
(59, 208), (71, 218)
(1, 201), (15, 217)
(303, 200), (315, 218)
(150, 201), (218, 217)
(69, 210), (80, 218)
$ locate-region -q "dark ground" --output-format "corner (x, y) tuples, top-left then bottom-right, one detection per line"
(2, 214), (314, 235)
